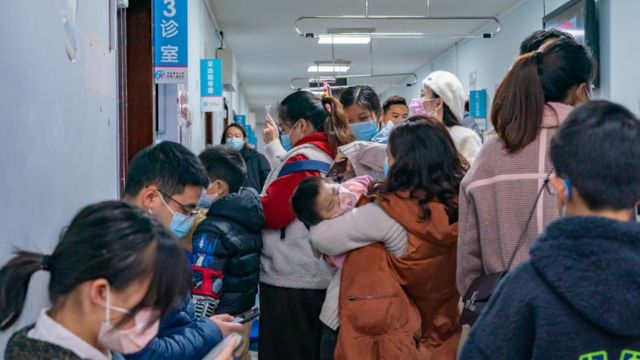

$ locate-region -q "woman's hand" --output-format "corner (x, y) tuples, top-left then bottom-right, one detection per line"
(209, 314), (243, 338)
(263, 114), (280, 144)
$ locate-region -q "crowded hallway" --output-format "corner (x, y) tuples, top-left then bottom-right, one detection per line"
(1, 0), (640, 359)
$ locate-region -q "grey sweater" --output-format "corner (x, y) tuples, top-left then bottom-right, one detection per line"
(310, 202), (407, 330)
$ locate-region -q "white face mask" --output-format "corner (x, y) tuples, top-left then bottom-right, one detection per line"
(97, 284), (160, 354)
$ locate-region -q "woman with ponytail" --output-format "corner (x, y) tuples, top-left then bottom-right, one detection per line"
(2, 201), (192, 359)
(259, 90), (355, 360)
(457, 38), (596, 296)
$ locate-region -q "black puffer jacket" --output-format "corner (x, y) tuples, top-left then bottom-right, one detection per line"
(191, 187), (264, 316)
(241, 147), (271, 192)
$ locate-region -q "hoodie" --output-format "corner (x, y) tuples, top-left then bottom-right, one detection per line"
(459, 216), (640, 360)
(191, 187), (264, 316)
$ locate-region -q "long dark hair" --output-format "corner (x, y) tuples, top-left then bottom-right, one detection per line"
(492, 38), (596, 153)
(375, 116), (468, 222)
(278, 91), (355, 152)
(0, 201), (191, 330)
(220, 123), (248, 149)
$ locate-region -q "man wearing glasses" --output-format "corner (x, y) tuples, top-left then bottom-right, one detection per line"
(123, 141), (242, 360)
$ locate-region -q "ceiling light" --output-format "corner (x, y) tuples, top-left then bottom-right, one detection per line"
(318, 35), (371, 45)
(307, 64), (351, 73)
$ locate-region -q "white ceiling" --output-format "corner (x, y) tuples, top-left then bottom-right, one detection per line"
(209, 0), (523, 113)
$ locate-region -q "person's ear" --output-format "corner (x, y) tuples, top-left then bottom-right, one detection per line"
(140, 186), (159, 213)
(577, 82), (591, 103)
(298, 118), (312, 134)
(88, 278), (109, 308)
(209, 180), (229, 196)
(549, 175), (569, 205)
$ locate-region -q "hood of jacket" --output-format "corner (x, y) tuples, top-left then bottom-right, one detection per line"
(375, 191), (458, 247)
(207, 187), (264, 232)
(530, 216), (640, 336)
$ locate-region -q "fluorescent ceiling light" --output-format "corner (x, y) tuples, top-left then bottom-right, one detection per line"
(318, 35), (371, 45)
(307, 65), (351, 73)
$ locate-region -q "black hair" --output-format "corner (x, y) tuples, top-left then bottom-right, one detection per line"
(376, 116), (468, 222)
(220, 123), (248, 147)
(426, 88), (462, 128)
(199, 145), (247, 193)
(382, 96), (408, 114)
(124, 141), (208, 198)
(493, 38), (596, 153)
(520, 29), (575, 54)
(291, 176), (331, 226)
(340, 85), (383, 118)
(0, 201), (190, 330)
(550, 101), (640, 210)
(278, 91), (355, 152)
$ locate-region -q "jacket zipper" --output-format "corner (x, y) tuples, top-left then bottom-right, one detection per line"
(347, 294), (397, 302)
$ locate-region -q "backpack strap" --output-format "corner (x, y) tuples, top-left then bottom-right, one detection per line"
(277, 160), (331, 178)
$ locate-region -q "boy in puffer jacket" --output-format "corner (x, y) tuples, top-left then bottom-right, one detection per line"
(191, 146), (264, 358)
(459, 101), (640, 360)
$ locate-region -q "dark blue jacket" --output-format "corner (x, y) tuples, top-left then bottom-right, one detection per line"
(123, 290), (222, 359)
(191, 187), (264, 316)
(459, 217), (640, 360)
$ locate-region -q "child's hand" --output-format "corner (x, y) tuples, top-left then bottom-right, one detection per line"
(210, 314), (243, 338)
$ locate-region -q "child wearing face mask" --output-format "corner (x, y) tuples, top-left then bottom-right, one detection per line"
(191, 146), (264, 359)
(2, 201), (191, 359)
(291, 175), (373, 267)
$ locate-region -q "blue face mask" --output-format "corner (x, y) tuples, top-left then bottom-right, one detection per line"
(383, 157), (390, 178)
(159, 194), (195, 238)
(350, 120), (378, 141)
(226, 137), (244, 150)
(280, 134), (292, 151)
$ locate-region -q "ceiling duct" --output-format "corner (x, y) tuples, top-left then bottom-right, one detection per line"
(295, 0), (501, 40)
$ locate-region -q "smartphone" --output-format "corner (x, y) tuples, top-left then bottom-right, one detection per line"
(265, 105), (272, 118)
(635, 204), (640, 223)
(202, 333), (242, 360)
(233, 307), (260, 324)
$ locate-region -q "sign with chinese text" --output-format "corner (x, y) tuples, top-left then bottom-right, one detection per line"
(234, 115), (246, 129)
(200, 59), (223, 111)
(154, 0), (188, 83)
(469, 89), (487, 119)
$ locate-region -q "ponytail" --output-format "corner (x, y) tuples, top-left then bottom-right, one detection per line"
(492, 38), (595, 153)
(491, 52), (545, 153)
(321, 96), (356, 151)
(0, 251), (46, 330)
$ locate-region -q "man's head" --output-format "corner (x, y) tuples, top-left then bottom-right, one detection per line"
(549, 101), (640, 220)
(381, 96), (409, 125)
(198, 145), (247, 204)
(520, 28), (575, 54)
(123, 141), (208, 233)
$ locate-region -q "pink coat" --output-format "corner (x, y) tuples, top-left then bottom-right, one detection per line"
(456, 102), (574, 296)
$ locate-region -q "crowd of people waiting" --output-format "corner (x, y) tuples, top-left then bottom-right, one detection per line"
(1, 28), (639, 360)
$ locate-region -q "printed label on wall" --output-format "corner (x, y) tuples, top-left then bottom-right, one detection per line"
(201, 59), (223, 111)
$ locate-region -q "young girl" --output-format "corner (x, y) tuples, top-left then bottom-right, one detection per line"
(1, 201), (192, 359)
(292, 175), (373, 267)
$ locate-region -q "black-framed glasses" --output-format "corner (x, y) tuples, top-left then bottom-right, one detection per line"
(157, 189), (198, 217)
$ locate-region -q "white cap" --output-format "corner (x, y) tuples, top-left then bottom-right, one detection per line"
(422, 71), (465, 122)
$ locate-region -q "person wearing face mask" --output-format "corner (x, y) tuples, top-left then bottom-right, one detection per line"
(122, 141), (242, 360)
(221, 123), (271, 192)
(2, 201), (190, 359)
(191, 145), (264, 360)
(340, 85), (392, 144)
(459, 101), (640, 360)
(412, 71), (483, 165)
(259, 91), (355, 360)
(457, 38), (596, 298)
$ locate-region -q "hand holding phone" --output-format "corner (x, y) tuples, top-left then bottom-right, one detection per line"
(233, 307), (260, 324)
(202, 333), (242, 360)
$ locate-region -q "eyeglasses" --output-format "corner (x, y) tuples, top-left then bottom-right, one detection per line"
(157, 189), (198, 217)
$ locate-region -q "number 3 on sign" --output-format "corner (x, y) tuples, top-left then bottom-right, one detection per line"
(163, 0), (176, 17)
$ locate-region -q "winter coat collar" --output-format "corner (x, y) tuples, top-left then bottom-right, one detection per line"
(530, 216), (640, 336)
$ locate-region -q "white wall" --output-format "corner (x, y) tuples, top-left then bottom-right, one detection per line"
(0, 0), (118, 350)
(384, 0), (640, 119)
